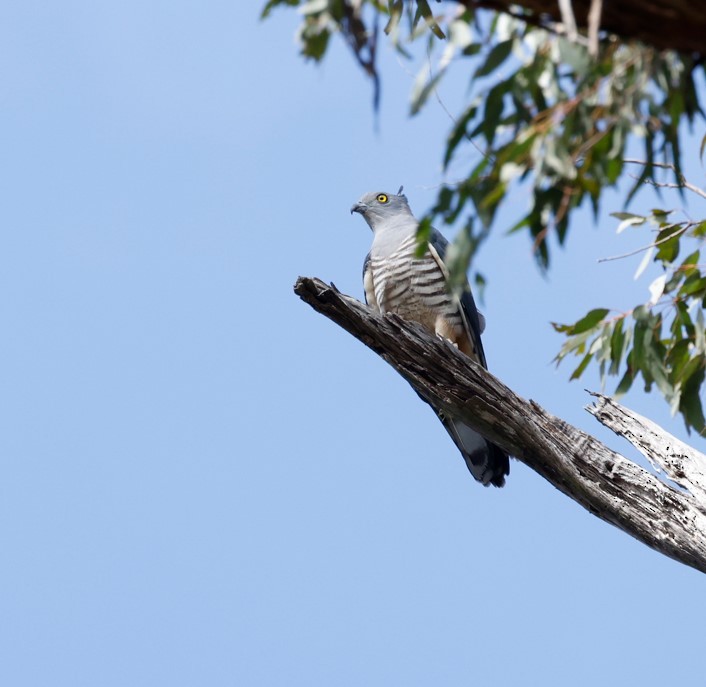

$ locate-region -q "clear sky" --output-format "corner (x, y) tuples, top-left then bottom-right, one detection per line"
(1, 3), (706, 686)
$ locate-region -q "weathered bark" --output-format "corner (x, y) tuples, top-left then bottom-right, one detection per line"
(462, 0), (705, 56)
(294, 276), (706, 575)
(587, 395), (706, 504)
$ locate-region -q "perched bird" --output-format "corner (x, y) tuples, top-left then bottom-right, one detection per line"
(351, 187), (509, 487)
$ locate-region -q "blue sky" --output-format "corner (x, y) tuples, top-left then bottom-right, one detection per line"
(1, 3), (706, 685)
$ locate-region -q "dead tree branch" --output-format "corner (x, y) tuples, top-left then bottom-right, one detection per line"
(459, 0), (706, 56)
(294, 275), (706, 575)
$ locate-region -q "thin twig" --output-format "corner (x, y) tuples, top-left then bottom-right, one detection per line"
(557, 0), (578, 41)
(424, 40), (493, 164)
(656, 182), (706, 202)
(587, 0), (603, 57)
(598, 222), (691, 263)
(624, 158), (679, 171)
(434, 91), (492, 164)
(624, 159), (706, 201)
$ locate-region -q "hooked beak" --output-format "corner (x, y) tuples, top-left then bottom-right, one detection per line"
(350, 202), (366, 215)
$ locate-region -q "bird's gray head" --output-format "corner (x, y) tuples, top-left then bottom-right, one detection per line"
(350, 186), (413, 231)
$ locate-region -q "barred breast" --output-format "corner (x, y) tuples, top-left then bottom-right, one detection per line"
(369, 235), (468, 350)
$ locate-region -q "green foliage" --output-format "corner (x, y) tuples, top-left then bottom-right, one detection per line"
(263, 0), (706, 432)
(553, 208), (706, 434)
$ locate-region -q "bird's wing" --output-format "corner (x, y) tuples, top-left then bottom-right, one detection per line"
(427, 229), (488, 368)
(427, 228), (509, 487)
(362, 251), (378, 309)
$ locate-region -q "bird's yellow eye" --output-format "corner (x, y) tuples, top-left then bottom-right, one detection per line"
(376, 193), (389, 204)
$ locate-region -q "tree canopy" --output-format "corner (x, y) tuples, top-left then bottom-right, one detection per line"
(263, 0), (706, 434)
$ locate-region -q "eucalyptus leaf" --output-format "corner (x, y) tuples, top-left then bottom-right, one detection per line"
(571, 308), (610, 334)
(474, 40), (514, 78)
